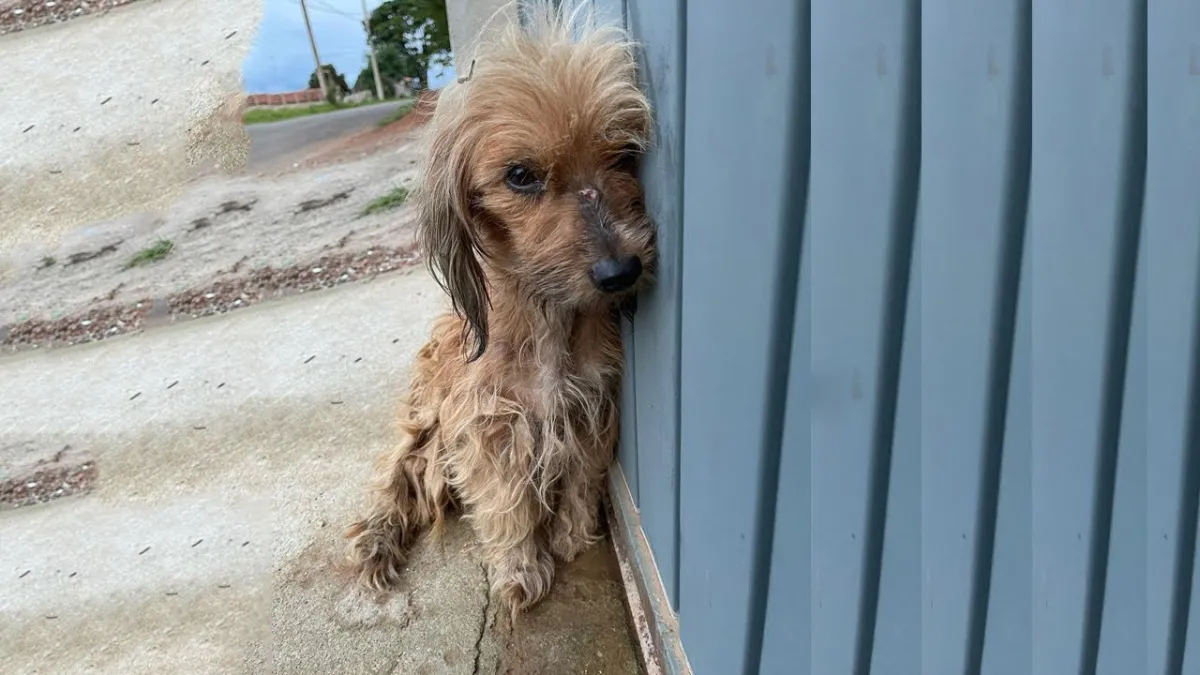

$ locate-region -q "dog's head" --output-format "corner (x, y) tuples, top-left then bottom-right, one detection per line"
(415, 1), (655, 360)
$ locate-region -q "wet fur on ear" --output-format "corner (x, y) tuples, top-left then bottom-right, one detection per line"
(415, 90), (491, 362)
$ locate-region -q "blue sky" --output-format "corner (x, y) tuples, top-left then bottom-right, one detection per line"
(242, 0), (455, 94)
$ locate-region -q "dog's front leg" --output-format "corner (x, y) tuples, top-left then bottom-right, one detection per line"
(463, 478), (555, 618)
(549, 466), (604, 563)
(477, 494), (552, 614)
(344, 409), (449, 591)
(452, 416), (556, 617)
(550, 412), (618, 562)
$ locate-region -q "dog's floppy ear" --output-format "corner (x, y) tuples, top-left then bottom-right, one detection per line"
(416, 100), (490, 362)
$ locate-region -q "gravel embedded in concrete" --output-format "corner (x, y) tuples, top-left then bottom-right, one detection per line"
(1, 121), (426, 351)
(1, 246), (422, 352)
(0, 442), (97, 510)
(0, 0), (144, 36)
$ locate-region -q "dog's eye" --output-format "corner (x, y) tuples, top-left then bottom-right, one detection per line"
(612, 146), (640, 173)
(505, 164), (544, 194)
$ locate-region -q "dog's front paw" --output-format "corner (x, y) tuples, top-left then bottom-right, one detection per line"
(497, 576), (551, 623)
(550, 526), (600, 564)
(549, 496), (603, 563)
(491, 547), (555, 620)
(344, 518), (408, 591)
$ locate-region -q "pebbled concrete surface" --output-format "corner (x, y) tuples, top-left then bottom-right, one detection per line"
(0, 144), (423, 330)
(0, 269), (642, 675)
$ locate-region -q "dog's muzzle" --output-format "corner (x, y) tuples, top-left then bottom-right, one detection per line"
(590, 255), (642, 293)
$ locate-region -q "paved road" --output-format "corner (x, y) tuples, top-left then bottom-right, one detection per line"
(245, 100), (408, 170)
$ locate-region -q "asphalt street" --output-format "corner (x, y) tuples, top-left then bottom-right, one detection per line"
(245, 100), (408, 170)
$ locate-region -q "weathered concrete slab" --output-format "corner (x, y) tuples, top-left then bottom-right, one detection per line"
(0, 0), (259, 251)
(0, 270), (642, 674)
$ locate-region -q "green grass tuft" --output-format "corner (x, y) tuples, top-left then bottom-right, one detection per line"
(242, 98), (388, 125)
(125, 239), (174, 269)
(376, 101), (416, 127)
(361, 186), (411, 216)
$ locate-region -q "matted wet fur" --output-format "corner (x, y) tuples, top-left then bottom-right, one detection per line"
(343, 0), (656, 617)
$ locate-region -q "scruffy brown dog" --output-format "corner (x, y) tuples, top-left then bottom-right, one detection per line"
(344, 0), (655, 616)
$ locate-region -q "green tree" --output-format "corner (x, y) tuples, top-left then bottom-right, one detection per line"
(368, 0), (451, 85)
(308, 64), (351, 95)
(353, 43), (424, 96)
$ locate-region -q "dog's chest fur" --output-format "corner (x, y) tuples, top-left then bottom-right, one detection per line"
(484, 308), (623, 467)
(520, 312), (620, 418)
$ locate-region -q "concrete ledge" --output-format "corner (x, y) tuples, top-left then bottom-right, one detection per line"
(607, 464), (693, 675)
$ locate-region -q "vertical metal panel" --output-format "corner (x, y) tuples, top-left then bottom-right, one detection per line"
(915, 2), (1029, 673)
(1182, 516), (1200, 675)
(980, 226), (1033, 675)
(1027, 2), (1144, 674)
(1146, 1), (1200, 672)
(1096, 218), (1147, 675)
(808, 1), (918, 672)
(588, 0), (624, 27)
(624, 0), (685, 607)
(759, 217), (812, 675)
(619, 317), (640, 504)
(870, 222), (921, 674)
(604, 0), (1200, 672)
(676, 0), (807, 672)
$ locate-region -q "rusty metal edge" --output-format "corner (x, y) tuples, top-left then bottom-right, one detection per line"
(606, 463), (693, 675)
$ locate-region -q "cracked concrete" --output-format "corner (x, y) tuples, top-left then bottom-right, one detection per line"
(471, 563), (492, 675)
(0, 269), (642, 674)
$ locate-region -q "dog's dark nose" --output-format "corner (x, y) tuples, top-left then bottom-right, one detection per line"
(590, 255), (643, 293)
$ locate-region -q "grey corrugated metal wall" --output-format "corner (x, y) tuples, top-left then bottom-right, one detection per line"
(577, 0), (1199, 674)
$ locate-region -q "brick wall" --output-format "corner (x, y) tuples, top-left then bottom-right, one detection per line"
(244, 88), (324, 107)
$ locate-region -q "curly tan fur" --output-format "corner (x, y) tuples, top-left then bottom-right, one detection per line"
(344, 0), (655, 617)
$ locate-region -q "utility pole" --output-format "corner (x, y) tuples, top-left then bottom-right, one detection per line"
(361, 0), (386, 102)
(299, 0), (329, 98)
